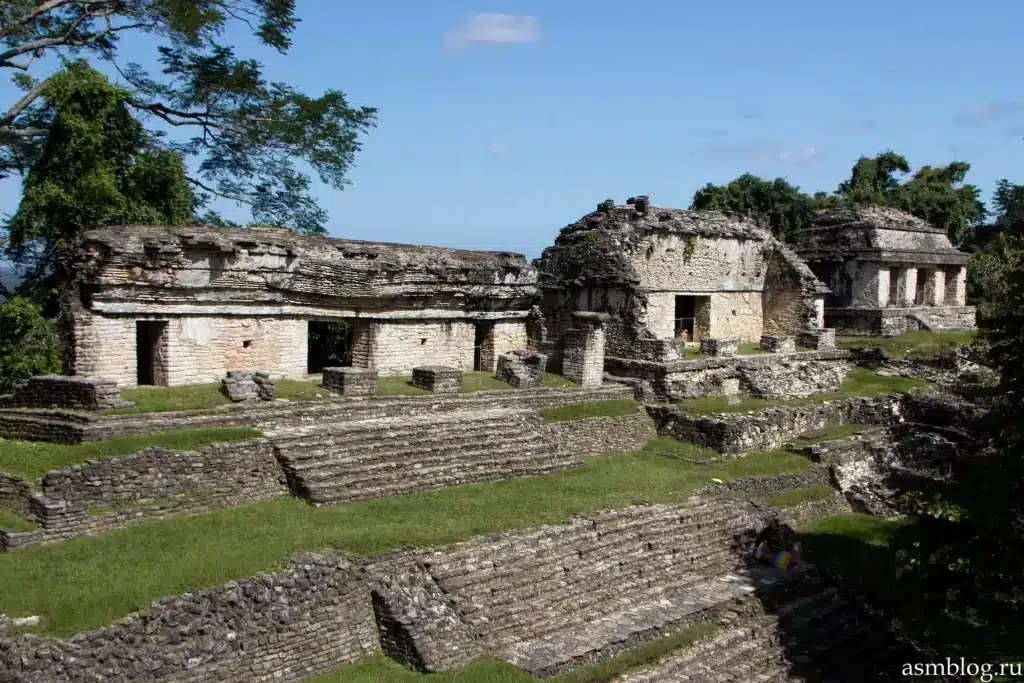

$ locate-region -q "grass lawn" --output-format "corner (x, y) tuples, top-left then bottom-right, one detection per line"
(675, 368), (930, 415)
(540, 399), (640, 423)
(0, 440), (812, 636)
(788, 423), (872, 447)
(797, 513), (909, 599)
(111, 373), (581, 413)
(0, 428), (262, 482)
(763, 485), (838, 508)
(836, 330), (976, 359)
(310, 623), (718, 683)
(0, 507), (38, 531)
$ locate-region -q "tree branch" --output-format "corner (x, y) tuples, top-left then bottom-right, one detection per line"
(187, 176), (249, 205)
(0, 77), (53, 128)
(0, 126), (48, 138)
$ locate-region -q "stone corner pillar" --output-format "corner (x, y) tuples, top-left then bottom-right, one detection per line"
(561, 312), (608, 389)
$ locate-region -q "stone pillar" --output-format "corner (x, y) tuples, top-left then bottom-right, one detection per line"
(814, 296), (825, 327)
(900, 267), (918, 307)
(930, 269), (946, 306)
(876, 266), (890, 307)
(561, 312), (608, 389)
(951, 265), (967, 306)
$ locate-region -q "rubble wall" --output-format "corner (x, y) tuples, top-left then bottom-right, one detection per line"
(0, 554), (378, 683)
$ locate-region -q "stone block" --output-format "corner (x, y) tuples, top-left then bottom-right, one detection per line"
(699, 338), (739, 357)
(412, 366), (462, 394)
(322, 367), (379, 396)
(798, 328), (837, 350)
(719, 377), (740, 396)
(2, 376), (131, 411)
(759, 335), (796, 353)
(220, 370), (274, 402)
(496, 351), (547, 388)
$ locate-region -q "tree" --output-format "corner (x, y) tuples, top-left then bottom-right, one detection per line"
(4, 62), (194, 309)
(689, 173), (832, 242)
(836, 152), (986, 246)
(966, 181), (1024, 318)
(0, 0), (377, 234)
(0, 296), (62, 391)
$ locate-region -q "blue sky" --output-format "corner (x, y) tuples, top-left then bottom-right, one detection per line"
(1, 0), (1022, 260)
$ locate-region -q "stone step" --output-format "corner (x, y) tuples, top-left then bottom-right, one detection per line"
(281, 430), (549, 473)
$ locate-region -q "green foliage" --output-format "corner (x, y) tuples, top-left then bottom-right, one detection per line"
(0, 1), (376, 234)
(0, 428), (262, 482)
(0, 444), (810, 635)
(540, 399), (640, 423)
(689, 173), (830, 242)
(4, 63), (194, 306)
(0, 296), (61, 392)
(834, 330), (977, 359)
(966, 180), (1024, 317)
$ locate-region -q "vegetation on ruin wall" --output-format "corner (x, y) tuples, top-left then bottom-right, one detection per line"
(0, 428), (262, 482)
(112, 374), (580, 414)
(762, 485), (839, 509)
(0, 507), (37, 531)
(835, 330), (977, 359)
(0, 440), (811, 636)
(675, 368), (929, 415)
(311, 623), (719, 683)
(788, 423), (872, 446)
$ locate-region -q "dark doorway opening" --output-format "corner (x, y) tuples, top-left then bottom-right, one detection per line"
(915, 270), (930, 305)
(136, 321), (168, 386)
(674, 296), (696, 341)
(474, 322), (495, 371)
(308, 321), (353, 373)
(887, 267), (900, 306)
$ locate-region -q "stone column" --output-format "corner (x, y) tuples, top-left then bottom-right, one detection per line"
(900, 267), (918, 307)
(951, 265), (968, 306)
(930, 269), (946, 306)
(814, 296), (825, 328)
(561, 312), (608, 388)
(876, 266), (890, 307)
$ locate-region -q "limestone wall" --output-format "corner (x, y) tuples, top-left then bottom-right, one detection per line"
(351, 320), (475, 375)
(1, 440), (289, 545)
(0, 376), (125, 411)
(542, 409), (656, 456)
(72, 311), (308, 386)
(0, 554), (379, 683)
(626, 234), (769, 292)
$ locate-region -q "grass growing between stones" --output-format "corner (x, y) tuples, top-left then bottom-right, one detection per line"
(676, 368), (930, 415)
(0, 508), (38, 531)
(763, 485), (838, 508)
(0, 428), (263, 482)
(836, 330), (976, 359)
(540, 399), (641, 423)
(0, 441), (812, 636)
(309, 623), (719, 683)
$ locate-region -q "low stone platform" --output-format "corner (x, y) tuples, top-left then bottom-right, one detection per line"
(411, 366), (462, 393)
(0, 376), (133, 412)
(322, 367), (379, 395)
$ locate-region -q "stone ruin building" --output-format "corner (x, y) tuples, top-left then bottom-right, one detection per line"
(795, 205), (976, 335)
(534, 196), (832, 367)
(65, 225), (538, 386)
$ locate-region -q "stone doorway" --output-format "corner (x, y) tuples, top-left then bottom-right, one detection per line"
(307, 321), (354, 373)
(474, 322), (495, 371)
(136, 320), (169, 386)
(674, 295), (710, 342)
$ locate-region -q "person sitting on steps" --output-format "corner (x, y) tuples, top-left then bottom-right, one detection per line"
(752, 523), (803, 571)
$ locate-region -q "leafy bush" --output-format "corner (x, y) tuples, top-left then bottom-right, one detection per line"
(0, 296), (62, 392)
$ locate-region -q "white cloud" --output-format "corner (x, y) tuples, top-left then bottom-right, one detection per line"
(443, 14), (540, 55)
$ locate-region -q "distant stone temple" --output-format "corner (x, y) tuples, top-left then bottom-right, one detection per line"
(66, 226), (538, 386)
(534, 197), (832, 366)
(795, 206), (976, 335)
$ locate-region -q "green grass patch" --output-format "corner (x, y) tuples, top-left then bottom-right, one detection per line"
(0, 441), (810, 636)
(763, 485), (838, 508)
(836, 330), (976, 360)
(788, 423), (872, 446)
(0, 508), (38, 532)
(0, 428), (263, 482)
(541, 374), (580, 390)
(676, 368), (930, 415)
(540, 399), (641, 423)
(309, 623), (718, 683)
(113, 383), (232, 414)
(797, 513), (908, 597)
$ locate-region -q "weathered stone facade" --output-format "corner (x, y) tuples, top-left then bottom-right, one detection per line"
(796, 205), (976, 335)
(534, 198), (832, 394)
(0, 376), (132, 412)
(322, 367), (379, 395)
(66, 225), (538, 386)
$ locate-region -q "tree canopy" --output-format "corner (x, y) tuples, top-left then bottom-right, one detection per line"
(4, 62), (194, 308)
(0, 0), (377, 234)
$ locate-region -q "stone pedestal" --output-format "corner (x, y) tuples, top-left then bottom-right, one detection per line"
(798, 328), (837, 350)
(412, 366), (462, 394)
(496, 351), (548, 388)
(759, 335), (796, 353)
(700, 338), (739, 357)
(322, 367), (379, 396)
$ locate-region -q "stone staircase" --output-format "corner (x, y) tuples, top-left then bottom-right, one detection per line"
(611, 567), (918, 683)
(269, 408), (576, 505)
